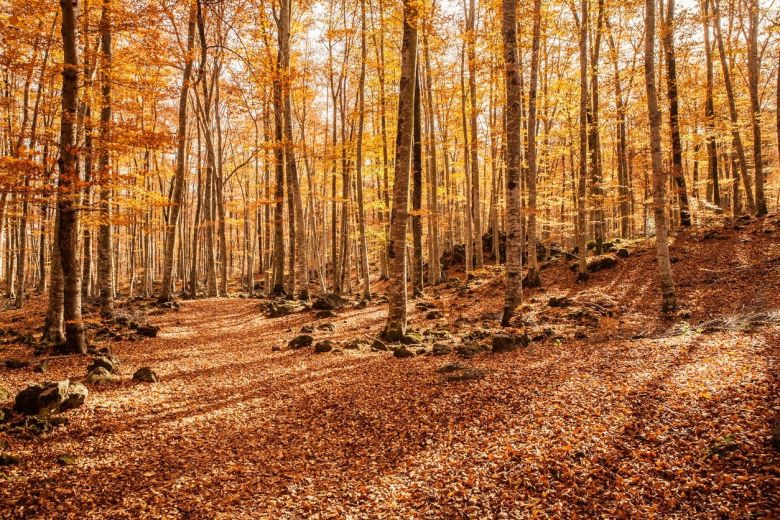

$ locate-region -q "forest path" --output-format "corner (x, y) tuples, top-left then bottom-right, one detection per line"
(1, 217), (779, 518)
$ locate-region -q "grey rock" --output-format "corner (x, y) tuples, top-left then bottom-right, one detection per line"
(288, 334), (313, 349)
(133, 367), (159, 383)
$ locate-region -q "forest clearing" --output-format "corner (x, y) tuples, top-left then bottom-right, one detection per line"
(2, 0), (780, 516)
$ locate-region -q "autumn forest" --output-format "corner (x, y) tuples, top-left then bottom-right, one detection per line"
(0, 0), (778, 516)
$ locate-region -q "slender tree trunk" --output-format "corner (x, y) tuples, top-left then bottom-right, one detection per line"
(746, 0), (766, 216)
(160, 1), (196, 302)
(711, 0), (755, 214)
(701, 0), (720, 209)
(644, 0), (677, 314)
(467, 0), (483, 269)
(501, 0), (523, 326)
(575, 0), (589, 281)
(661, 0), (691, 226)
(412, 65), (424, 297)
(385, 0), (417, 341)
(97, 0), (114, 315)
(356, 0), (371, 300)
(524, 0), (542, 288)
(57, 0), (86, 353)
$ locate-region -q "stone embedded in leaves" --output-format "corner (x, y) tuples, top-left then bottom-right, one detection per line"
(86, 367), (121, 385)
(4, 359), (29, 370)
(314, 340), (334, 353)
(288, 334), (313, 349)
(432, 343), (452, 356)
(393, 346), (414, 358)
(491, 333), (530, 353)
(312, 293), (348, 311)
(88, 354), (120, 375)
(13, 380), (87, 416)
(133, 367), (159, 383)
(0, 453), (20, 466)
(61, 383), (88, 411)
(136, 324), (160, 338)
(371, 339), (388, 351)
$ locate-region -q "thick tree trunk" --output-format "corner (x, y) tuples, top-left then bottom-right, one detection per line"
(644, 0), (677, 314)
(501, 0), (523, 326)
(385, 0), (417, 341)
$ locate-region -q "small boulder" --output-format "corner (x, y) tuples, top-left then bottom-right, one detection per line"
(314, 341), (334, 353)
(456, 342), (482, 359)
(136, 324), (160, 338)
(343, 339), (366, 350)
(33, 361), (48, 373)
(491, 333), (530, 353)
(371, 339), (388, 351)
(437, 362), (466, 373)
(317, 323), (335, 332)
(133, 367), (159, 383)
(56, 454), (77, 466)
(300, 325), (315, 334)
(4, 359), (29, 370)
(587, 255), (618, 273)
(61, 383), (88, 411)
(616, 248), (631, 258)
(85, 367), (121, 385)
(432, 343), (452, 356)
(425, 310), (444, 320)
(88, 355), (120, 375)
(393, 346), (414, 358)
(288, 334), (313, 349)
(13, 385), (45, 415)
(0, 453), (20, 466)
(315, 310), (337, 319)
(36, 381), (71, 416)
(709, 435), (739, 457)
(548, 296), (573, 308)
(312, 293), (348, 311)
(271, 345), (282, 352)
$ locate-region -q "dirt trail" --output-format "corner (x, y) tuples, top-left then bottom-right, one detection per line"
(1, 217), (779, 518)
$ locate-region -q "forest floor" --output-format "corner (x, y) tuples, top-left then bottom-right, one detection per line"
(1, 215), (779, 519)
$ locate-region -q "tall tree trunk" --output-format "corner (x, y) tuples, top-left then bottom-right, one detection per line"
(701, 0), (720, 209)
(356, 0), (371, 300)
(501, 0), (523, 326)
(575, 0), (589, 281)
(423, 14), (440, 286)
(466, 0), (483, 269)
(411, 65), (424, 297)
(277, 0), (307, 300)
(644, 0), (677, 314)
(97, 0), (114, 315)
(661, 0), (691, 226)
(160, 0), (196, 302)
(746, 0), (766, 216)
(524, 0), (542, 288)
(385, 0), (417, 341)
(711, 0), (755, 214)
(57, 0), (86, 353)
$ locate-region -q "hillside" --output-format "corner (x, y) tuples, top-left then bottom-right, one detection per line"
(1, 215), (778, 518)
